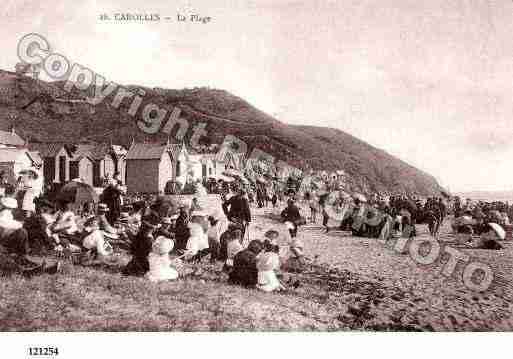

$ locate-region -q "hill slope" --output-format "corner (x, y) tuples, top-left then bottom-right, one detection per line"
(0, 69), (443, 195)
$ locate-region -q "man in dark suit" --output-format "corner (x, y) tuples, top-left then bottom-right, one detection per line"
(222, 188), (251, 237)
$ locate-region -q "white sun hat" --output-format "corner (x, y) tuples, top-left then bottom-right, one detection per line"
(152, 236), (175, 255)
(0, 197), (18, 209)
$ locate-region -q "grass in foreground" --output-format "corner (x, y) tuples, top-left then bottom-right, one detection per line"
(1, 257), (438, 331)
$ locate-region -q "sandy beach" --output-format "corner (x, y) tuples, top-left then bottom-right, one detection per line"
(250, 205), (513, 331)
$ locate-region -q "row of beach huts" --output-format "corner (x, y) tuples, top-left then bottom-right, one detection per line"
(0, 128), (244, 194)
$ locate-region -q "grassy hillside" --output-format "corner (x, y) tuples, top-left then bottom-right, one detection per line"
(0, 69), (443, 195)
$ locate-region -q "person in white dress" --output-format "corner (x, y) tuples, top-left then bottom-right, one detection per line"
(81, 217), (114, 263)
(146, 236), (179, 282)
(184, 221), (209, 261)
(225, 229), (244, 270)
(256, 241), (284, 292)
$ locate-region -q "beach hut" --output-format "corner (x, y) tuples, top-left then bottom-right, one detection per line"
(0, 148), (40, 184)
(167, 142), (189, 185)
(69, 155), (94, 186)
(71, 143), (126, 187)
(0, 128), (25, 148)
(28, 142), (72, 184)
(126, 143), (173, 194)
(187, 151), (217, 181)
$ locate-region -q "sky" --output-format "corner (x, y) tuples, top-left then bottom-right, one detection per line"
(1, 0), (513, 192)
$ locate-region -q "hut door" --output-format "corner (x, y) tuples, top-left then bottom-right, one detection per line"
(59, 156), (66, 183)
(202, 164), (207, 178)
(69, 162), (79, 180)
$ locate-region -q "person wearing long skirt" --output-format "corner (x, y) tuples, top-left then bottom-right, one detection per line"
(256, 241), (284, 292)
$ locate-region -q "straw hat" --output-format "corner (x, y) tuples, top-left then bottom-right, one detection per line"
(0, 197), (18, 209)
(152, 236), (175, 255)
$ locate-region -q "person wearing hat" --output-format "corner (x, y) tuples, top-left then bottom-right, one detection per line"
(123, 212), (160, 276)
(184, 220), (209, 262)
(0, 195), (62, 276)
(207, 212), (227, 263)
(23, 198), (56, 253)
(95, 203), (118, 235)
(0, 197), (27, 256)
(16, 169), (40, 219)
(281, 198), (302, 238)
(49, 200), (79, 248)
(81, 216), (114, 264)
(228, 239), (263, 287)
(256, 240), (284, 292)
(174, 205), (190, 251)
(101, 173), (125, 225)
(222, 187), (251, 238)
(114, 212), (138, 248)
(224, 229), (244, 270)
(154, 216), (174, 242)
(146, 236), (179, 282)
(188, 197), (203, 217)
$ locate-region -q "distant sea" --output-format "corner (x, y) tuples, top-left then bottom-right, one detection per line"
(455, 191), (513, 203)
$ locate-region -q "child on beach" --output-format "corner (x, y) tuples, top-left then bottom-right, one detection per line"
(225, 229), (244, 271)
(283, 237), (307, 273)
(146, 236), (179, 282)
(256, 240), (284, 292)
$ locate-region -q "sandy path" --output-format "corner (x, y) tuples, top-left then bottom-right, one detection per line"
(248, 205), (513, 330)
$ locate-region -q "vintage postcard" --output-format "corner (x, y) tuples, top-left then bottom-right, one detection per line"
(0, 0), (512, 356)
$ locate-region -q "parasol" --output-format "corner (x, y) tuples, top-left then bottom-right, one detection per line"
(488, 223), (506, 240)
(57, 181), (98, 206)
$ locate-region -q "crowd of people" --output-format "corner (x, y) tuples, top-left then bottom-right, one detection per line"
(0, 171), (305, 293)
(0, 167), (510, 292)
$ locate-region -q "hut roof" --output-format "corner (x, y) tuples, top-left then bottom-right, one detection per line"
(126, 143), (168, 160)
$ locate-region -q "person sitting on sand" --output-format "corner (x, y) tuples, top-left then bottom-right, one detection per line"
(184, 220), (209, 262)
(146, 236), (179, 282)
(95, 203), (118, 235)
(225, 229), (244, 271)
(115, 212), (138, 244)
(0, 197), (61, 276)
(207, 212), (227, 263)
(256, 240), (284, 292)
(283, 236), (307, 273)
(264, 229), (280, 244)
(23, 198), (55, 253)
(81, 216), (115, 264)
(122, 212), (160, 276)
(154, 216), (175, 240)
(228, 239), (263, 287)
(174, 205), (190, 251)
(48, 200), (80, 252)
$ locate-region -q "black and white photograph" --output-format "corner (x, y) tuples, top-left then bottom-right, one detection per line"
(1, 1), (513, 354)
